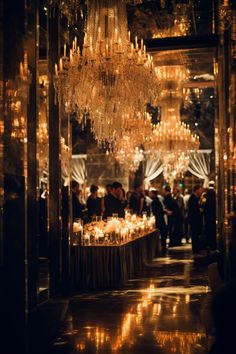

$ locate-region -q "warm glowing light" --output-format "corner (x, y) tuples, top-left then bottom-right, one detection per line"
(54, 0), (159, 146)
(81, 214), (156, 245)
(145, 54), (199, 185)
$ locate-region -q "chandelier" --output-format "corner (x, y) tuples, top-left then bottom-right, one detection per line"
(54, 0), (159, 146)
(112, 111), (152, 172)
(152, 3), (191, 39)
(114, 134), (144, 172)
(145, 57), (199, 185)
(48, 0), (82, 24)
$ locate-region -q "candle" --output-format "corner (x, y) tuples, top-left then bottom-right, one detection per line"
(141, 39), (143, 51)
(59, 58), (63, 72)
(105, 43), (109, 57)
(70, 49), (73, 64)
(64, 44), (66, 57)
(114, 28), (118, 43)
(98, 27), (101, 42)
(135, 36), (138, 50)
(20, 62), (24, 77)
(55, 63), (58, 76)
(131, 43), (134, 55)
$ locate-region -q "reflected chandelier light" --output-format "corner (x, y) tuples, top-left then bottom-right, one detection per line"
(48, 0), (82, 24)
(54, 0), (159, 146)
(152, 3), (191, 38)
(113, 112), (152, 172)
(145, 61), (199, 185)
(114, 135), (144, 172)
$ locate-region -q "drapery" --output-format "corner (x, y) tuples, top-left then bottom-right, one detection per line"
(72, 154), (87, 185)
(62, 154), (87, 186)
(188, 150), (212, 188)
(143, 155), (163, 189)
(143, 150), (212, 189)
(61, 159), (71, 186)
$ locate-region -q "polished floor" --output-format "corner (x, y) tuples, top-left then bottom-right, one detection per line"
(52, 245), (210, 354)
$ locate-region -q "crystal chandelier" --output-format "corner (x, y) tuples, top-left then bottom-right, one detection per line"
(145, 57), (199, 185)
(152, 3), (191, 38)
(113, 134), (144, 172)
(48, 0), (82, 24)
(112, 111), (152, 172)
(54, 0), (159, 146)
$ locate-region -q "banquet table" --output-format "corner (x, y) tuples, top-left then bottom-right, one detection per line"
(71, 230), (159, 291)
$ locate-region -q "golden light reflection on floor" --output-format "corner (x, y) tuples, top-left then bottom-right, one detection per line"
(74, 282), (207, 353)
(153, 331), (206, 354)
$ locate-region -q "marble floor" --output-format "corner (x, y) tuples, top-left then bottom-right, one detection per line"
(52, 245), (210, 354)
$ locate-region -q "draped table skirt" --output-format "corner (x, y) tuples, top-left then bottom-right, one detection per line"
(71, 230), (159, 291)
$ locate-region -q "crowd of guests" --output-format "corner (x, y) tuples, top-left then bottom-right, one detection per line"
(72, 179), (217, 257)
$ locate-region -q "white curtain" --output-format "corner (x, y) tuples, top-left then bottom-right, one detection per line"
(61, 161), (70, 186)
(61, 154), (87, 186)
(72, 154), (87, 185)
(143, 155), (163, 189)
(188, 150), (212, 188)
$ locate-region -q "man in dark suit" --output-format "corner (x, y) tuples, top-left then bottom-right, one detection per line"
(188, 184), (203, 254)
(104, 181), (125, 218)
(163, 185), (179, 247)
(129, 183), (145, 215)
(150, 190), (168, 254)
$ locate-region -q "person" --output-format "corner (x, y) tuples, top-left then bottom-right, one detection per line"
(129, 183), (145, 215)
(105, 183), (112, 195)
(86, 185), (102, 221)
(103, 183), (112, 214)
(150, 190), (168, 254)
(103, 181), (125, 218)
(163, 185), (179, 247)
(144, 189), (152, 216)
(72, 180), (84, 220)
(126, 191), (132, 209)
(183, 188), (191, 243)
(173, 187), (184, 245)
(120, 187), (128, 209)
(204, 180), (217, 251)
(187, 184), (203, 255)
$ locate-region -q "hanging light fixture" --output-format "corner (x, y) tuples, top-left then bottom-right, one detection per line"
(152, 2), (191, 39)
(48, 0), (82, 24)
(145, 55), (200, 186)
(54, 0), (159, 146)
(112, 111), (152, 172)
(114, 135), (144, 172)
